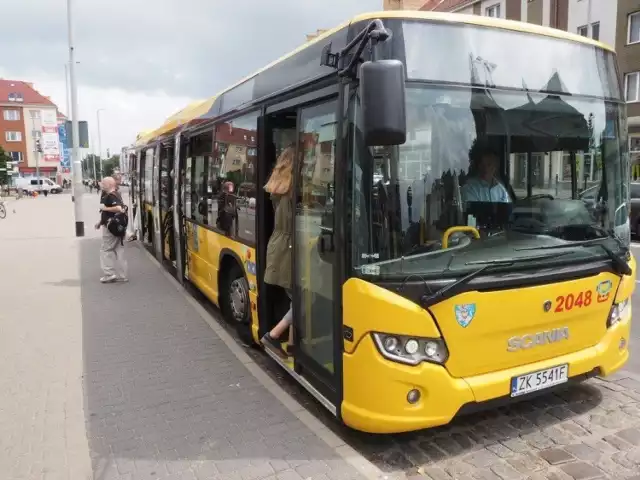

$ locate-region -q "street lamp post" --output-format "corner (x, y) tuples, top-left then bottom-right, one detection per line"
(64, 61), (80, 118)
(96, 108), (105, 179)
(67, 0), (84, 236)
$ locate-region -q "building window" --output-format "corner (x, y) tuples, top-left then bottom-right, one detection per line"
(485, 3), (500, 17)
(591, 22), (600, 41)
(5, 131), (22, 142)
(577, 25), (588, 37)
(29, 110), (40, 119)
(7, 93), (23, 102)
(628, 11), (640, 44)
(625, 72), (640, 102)
(8, 152), (23, 163)
(3, 110), (20, 121)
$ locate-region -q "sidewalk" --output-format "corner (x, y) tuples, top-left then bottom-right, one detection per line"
(0, 193), (371, 480)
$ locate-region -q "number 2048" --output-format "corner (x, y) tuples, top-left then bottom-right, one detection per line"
(555, 291), (592, 312)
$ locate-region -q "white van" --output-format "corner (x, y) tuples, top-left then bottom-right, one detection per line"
(15, 178), (63, 194)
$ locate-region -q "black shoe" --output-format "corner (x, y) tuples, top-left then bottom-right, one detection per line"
(261, 334), (289, 359)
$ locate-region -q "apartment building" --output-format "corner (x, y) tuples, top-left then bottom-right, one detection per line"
(421, 0), (570, 27)
(0, 79), (61, 181)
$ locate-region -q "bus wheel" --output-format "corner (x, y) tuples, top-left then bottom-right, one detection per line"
(223, 264), (255, 347)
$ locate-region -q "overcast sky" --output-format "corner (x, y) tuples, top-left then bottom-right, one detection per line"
(1, 0), (380, 157)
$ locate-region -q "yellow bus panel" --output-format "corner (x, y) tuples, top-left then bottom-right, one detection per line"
(341, 260), (633, 433)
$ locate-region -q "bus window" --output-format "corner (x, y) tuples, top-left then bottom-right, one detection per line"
(351, 83), (626, 278)
(294, 100), (337, 372)
(188, 130), (214, 225)
(212, 112), (258, 243)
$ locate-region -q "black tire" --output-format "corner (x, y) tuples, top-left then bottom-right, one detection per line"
(0, 204), (5, 219)
(222, 263), (255, 347)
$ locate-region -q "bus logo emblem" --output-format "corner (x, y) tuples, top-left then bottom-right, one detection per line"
(454, 304), (476, 328)
(543, 301), (552, 312)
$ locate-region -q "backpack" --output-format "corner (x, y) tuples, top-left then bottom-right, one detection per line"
(107, 204), (129, 241)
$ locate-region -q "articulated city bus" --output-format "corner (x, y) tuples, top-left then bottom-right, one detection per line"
(127, 11), (634, 434)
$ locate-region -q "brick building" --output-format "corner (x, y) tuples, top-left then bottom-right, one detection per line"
(0, 79), (61, 182)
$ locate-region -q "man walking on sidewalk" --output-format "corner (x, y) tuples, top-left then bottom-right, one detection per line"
(95, 177), (128, 283)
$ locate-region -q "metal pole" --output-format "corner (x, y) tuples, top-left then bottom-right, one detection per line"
(32, 116), (41, 194)
(97, 108), (104, 179)
(64, 64), (71, 118)
(67, 0), (84, 236)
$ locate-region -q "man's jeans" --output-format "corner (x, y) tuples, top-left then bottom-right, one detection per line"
(101, 227), (127, 278)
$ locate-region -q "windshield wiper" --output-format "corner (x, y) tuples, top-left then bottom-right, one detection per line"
(420, 252), (571, 308)
(516, 236), (631, 276)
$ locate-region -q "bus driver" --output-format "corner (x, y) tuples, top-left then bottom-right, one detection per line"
(461, 145), (512, 204)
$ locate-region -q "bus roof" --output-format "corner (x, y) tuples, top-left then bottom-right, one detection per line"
(206, 10), (613, 106)
(135, 98), (216, 146)
(135, 10), (613, 147)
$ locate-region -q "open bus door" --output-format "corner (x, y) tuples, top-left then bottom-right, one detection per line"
(159, 141), (176, 272)
(172, 133), (187, 283)
(258, 90), (342, 412)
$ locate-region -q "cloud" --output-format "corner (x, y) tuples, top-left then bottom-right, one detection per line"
(1, 0), (381, 155)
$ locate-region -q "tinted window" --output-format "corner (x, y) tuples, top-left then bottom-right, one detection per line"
(351, 85), (626, 278)
(631, 183), (640, 199)
(187, 131), (213, 224)
(159, 143), (174, 212)
(143, 148), (154, 204)
(211, 112), (258, 243)
(403, 21), (620, 100)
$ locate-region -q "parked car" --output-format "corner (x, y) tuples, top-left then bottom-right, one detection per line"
(15, 178), (63, 195)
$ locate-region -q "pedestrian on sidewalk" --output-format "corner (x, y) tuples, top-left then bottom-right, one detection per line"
(95, 176), (128, 283)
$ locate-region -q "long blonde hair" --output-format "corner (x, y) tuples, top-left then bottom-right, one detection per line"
(265, 145), (294, 195)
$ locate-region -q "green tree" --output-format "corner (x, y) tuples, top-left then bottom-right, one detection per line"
(0, 146), (11, 187)
(102, 155), (121, 178)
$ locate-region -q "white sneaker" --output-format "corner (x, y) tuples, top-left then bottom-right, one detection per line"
(100, 275), (117, 283)
(116, 277), (129, 283)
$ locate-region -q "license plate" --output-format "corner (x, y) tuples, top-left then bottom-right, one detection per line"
(510, 364), (568, 397)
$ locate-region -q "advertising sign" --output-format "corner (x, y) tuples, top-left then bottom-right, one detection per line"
(41, 110), (61, 163)
(58, 120), (70, 173)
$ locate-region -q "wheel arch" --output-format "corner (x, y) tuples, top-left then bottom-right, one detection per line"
(218, 248), (245, 286)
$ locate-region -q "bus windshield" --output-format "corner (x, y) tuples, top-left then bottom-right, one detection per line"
(350, 84), (628, 279)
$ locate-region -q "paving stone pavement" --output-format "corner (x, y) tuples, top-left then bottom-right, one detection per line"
(0, 193), (366, 480)
(3, 192), (640, 480)
(0, 194), (92, 480)
(343, 375), (640, 480)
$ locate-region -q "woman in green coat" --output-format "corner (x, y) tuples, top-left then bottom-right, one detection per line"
(261, 145), (295, 359)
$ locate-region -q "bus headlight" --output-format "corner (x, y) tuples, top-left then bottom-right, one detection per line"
(608, 298), (630, 328)
(372, 333), (448, 366)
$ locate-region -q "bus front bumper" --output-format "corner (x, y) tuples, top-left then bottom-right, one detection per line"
(341, 314), (630, 434)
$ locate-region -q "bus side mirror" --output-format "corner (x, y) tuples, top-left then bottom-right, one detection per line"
(360, 59), (407, 147)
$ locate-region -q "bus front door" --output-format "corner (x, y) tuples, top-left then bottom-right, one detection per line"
(292, 99), (340, 409)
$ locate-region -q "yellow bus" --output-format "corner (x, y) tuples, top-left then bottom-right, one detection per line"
(127, 11), (634, 434)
